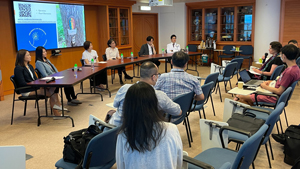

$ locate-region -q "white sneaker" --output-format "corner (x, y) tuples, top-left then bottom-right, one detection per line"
(53, 105), (68, 111)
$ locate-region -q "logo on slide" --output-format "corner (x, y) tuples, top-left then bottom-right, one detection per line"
(29, 28), (47, 48)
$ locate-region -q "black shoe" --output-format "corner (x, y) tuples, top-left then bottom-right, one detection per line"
(120, 80), (124, 85)
(125, 74), (133, 80)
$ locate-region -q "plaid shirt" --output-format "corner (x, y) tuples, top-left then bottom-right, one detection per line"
(154, 69), (202, 100)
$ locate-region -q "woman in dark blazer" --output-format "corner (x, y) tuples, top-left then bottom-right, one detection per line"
(35, 46), (81, 106)
(14, 49), (63, 117)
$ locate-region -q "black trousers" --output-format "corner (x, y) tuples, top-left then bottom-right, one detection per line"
(90, 69), (108, 86)
(153, 59), (161, 67)
(64, 87), (77, 102)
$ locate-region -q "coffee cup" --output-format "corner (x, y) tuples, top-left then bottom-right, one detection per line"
(238, 82), (243, 89)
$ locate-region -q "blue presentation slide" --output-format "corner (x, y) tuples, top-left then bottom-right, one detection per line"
(15, 24), (58, 51)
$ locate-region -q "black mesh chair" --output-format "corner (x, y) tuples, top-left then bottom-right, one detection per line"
(35, 68), (42, 79)
(10, 75), (47, 125)
(218, 45), (234, 65)
(235, 45), (253, 69)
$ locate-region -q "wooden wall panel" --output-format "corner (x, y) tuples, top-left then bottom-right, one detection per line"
(133, 13), (159, 56)
(280, 0), (300, 45)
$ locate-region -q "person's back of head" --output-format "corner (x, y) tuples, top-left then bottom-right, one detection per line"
(281, 44), (299, 61)
(171, 51), (190, 68)
(140, 61), (158, 79)
(288, 40), (298, 47)
(120, 82), (165, 152)
(35, 46), (45, 62)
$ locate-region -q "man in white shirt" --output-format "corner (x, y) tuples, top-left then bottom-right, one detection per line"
(167, 35), (181, 53)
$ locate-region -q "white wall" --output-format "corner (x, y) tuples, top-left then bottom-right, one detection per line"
(158, 3), (187, 52)
(254, 0), (281, 61)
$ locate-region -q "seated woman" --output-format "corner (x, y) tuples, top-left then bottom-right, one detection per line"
(35, 46), (82, 106)
(116, 82), (182, 169)
(235, 44), (300, 106)
(249, 41), (284, 80)
(106, 39), (133, 85)
(14, 49), (65, 117)
(82, 41), (107, 89)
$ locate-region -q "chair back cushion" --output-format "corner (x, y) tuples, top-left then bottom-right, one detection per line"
(82, 126), (120, 168)
(230, 58), (244, 71)
(188, 44), (198, 52)
(223, 45), (234, 55)
(194, 82), (214, 106)
(240, 45), (253, 55)
(270, 65), (285, 80)
(35, 69), (42, 79)
(286, 81), (299, 107)
(102, 54), (107, 61)
(10, 75), (21, 94)
(172, 91), (195, 125)
(264, 103), (285, 141)
(231, 124), (268, 169)
(223, 62), (238, 78)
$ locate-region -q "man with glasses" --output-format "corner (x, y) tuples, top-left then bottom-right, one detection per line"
(109, 61), (182, 126)
(155, 51), (204, 101)
(139, 36), (161, 67)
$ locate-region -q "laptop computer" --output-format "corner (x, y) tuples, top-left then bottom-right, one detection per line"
(239, 70), (264, 86)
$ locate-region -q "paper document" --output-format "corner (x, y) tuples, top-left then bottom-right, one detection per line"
(40, 76), (64, 80)
(98, 61), (107, 63)
(249, 66), (261, 75)
(256, 86), (272, 94)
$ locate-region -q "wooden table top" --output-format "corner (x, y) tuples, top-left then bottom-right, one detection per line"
(27, 66), (105, 87)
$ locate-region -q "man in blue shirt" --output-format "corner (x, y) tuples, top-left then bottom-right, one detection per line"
(109, 61), (182, 126)
(155, 51), (204, 101)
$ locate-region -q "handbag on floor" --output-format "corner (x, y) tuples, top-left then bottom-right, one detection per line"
(63, 125), (102, 167)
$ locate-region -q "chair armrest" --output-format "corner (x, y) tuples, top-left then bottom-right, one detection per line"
(254, 92), (279, 105)
(15, 86), (32, 92)
(183, 155), (214, 169)
(219, 126), (251, 148)
(243, 106), (271, 115)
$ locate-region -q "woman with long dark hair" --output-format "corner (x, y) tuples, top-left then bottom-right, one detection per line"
(116, 82), (182, 169)
(14, 49), (64, 117)
(35, 46), (81, 106)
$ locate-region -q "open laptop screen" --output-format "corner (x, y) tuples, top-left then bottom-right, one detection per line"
(239, 70), (252, 83)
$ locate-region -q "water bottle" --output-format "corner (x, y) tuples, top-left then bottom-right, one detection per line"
(121, 53), (124, 63)
(186, 46), (189, 53)
(74, 64), (78, 77)
(130, 52), (134, 61)
(162, 49), (164, 56)
(213, 40), (216, 50)
(91, 58), (94, 70)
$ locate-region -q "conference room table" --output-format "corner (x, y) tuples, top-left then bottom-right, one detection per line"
(27, 66), (106, 127)
(88, 51), (202, 81)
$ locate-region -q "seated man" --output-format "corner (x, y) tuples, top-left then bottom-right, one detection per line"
(154, 51), (204, 101)
(167, 34), (181, 53)
(109, 61), (182, 126)
(235, 44), (300, 105)
(139, 36), (161, 67)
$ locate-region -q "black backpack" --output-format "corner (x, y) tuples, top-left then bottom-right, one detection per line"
(284, 125), (300, 166)
(62, 125), (102, 168)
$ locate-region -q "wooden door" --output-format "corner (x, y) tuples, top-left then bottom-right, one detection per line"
(133, 13), (158, 56)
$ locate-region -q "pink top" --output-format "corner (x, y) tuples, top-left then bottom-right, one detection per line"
(250, 65), (300, 103)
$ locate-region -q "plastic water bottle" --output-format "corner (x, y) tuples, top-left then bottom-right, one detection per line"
(121, 53), (124, 63)
(74, 64), (78, 77)
(162, 49), (164, 56)
(186, 46), (189, 53)
(130, 52), (134, 61)
(91, 58), (94, 70)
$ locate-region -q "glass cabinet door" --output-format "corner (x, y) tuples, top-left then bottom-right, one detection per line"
(109, 8), (119, 44)
(190, 9), (202, 41)
(204, 8), (218, 41)
(237, 6), (253, 42)
(220, 7), (234, 41)
(119, 8), (129, 46)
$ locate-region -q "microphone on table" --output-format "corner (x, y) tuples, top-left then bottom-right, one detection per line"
(263, 53), (268, 63)
(46, 77), (56, 83)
